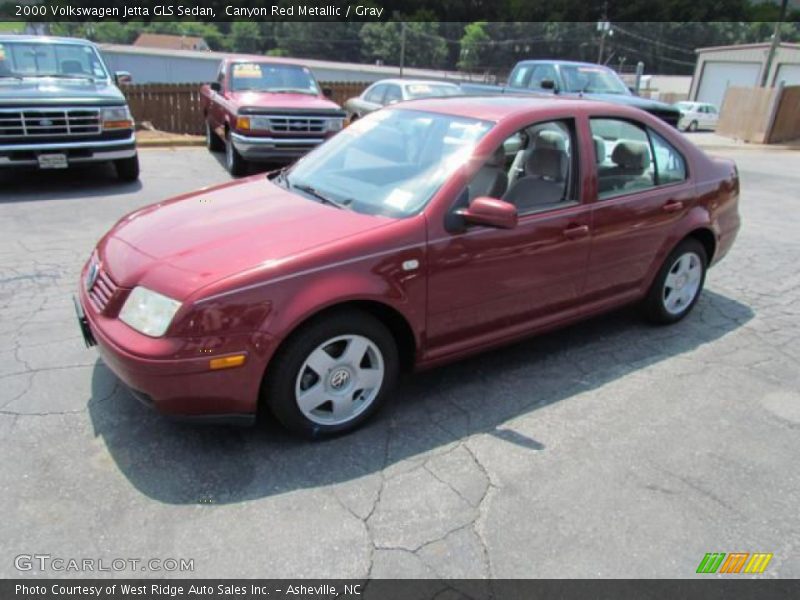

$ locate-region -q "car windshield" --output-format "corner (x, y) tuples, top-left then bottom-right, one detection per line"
(0, 40), (108, 80)
(404, 83), (461, 99)
(560, 65), (629, 95)
(229, 63), (319, 94)
(285, 108), (492, 218)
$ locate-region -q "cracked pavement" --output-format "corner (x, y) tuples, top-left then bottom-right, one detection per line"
(0, 147), (798, 579)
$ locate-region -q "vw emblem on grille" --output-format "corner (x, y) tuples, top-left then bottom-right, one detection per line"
(329, 368), (350, 390)
(39, 119), (54, 126)
(85, 262), (100, 292)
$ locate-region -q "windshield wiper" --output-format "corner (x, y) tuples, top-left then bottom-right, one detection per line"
(268, 88), (316, 95)
(291, 182), (352, 210)
(0, 75), (24, 80)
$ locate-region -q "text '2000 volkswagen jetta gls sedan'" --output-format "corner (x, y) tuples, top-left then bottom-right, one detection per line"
(76, 96), (740, 437)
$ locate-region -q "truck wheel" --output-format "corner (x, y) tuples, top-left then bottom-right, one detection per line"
(115, 154), (140, 182)
(642, 238), (707, 325)
(263, 310), (399, 438)
(225, 132), (248, 177)
(205, 120), (223, 152)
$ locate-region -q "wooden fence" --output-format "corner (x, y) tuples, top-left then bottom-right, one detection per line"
(717, 85), (800, 144)
(122, 81), (371, 135)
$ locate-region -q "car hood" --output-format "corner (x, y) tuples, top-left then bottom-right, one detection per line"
(228, 91), (342, 112)
(100, 177), (391, 300)
(580, 92), (680, 114)
(0, 78), (126, 106)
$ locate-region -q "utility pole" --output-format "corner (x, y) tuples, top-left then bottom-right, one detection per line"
(761, 0), (789, 87)
(399, 22), (407, 78)
(597, 2), (611, 64)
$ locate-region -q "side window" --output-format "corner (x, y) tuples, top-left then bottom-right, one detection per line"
(384, 84), (402, 105)
(509, 65), (532, 88)
(364, 84), (386, 104)
(461, 119), (577, 215)
(590, 118), (655, 199)
(708, 105), (718, 115)
(649, 130), (687, 185)
(526, 64), (558, 90)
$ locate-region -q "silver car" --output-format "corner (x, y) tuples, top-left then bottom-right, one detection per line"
(344, 79), (461, 120)
(675, 101), (719, 132)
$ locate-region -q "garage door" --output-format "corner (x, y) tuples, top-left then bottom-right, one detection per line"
(774, 63), (800, 86)
(697, 61), (761, 108)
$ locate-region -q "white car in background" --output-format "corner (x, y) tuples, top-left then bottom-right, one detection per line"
(675, 101), (719, 132)
(343, 79), (461, 120)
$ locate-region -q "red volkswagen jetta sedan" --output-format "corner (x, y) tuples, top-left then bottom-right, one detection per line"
(76, 96), (740, 437)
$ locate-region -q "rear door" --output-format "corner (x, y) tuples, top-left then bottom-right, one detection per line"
(586, 117), (694, 303)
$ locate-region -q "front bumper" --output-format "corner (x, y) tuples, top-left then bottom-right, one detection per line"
(75, 288), (267, 425)
(0, 133), (136, 167)
(231, 131), (325, 161)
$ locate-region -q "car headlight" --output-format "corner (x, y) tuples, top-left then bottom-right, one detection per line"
(102, 106), (134, 130)
(119, 286), (182, 337)
(326, 118), (344, 132)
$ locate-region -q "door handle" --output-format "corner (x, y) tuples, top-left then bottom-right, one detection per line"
(563, 224), (590, 240)
(662, 200), (684, 213)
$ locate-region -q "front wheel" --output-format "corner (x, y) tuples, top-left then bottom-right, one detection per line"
(225, 131), (248, 177)
(643, 238), (707, 324)
(114, 154), (140, 182)
(687, 120), (698, 132)
(263, 311), (399, 438)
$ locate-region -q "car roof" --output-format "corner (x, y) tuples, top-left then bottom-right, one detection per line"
(370, 78), (460, 87)
(0, 35), (96, 46)
(515, 59), (613, 69)
(392, 94), (621, 123)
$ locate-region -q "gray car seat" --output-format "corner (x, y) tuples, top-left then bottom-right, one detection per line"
(468, 145), (508, 201)
(597, 140), (653, 195)
(503, 138), (568, 212)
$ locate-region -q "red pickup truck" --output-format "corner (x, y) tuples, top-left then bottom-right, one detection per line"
(200, 58), (346, 176)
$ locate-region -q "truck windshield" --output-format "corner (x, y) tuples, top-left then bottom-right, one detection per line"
(560, 65), (629, 95)
(229, 63), (320, 95)
(0, 41), (108, 80)
(284, 108), (492, 218)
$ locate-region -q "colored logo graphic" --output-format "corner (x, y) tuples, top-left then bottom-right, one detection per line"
(696, 552), (773, 574)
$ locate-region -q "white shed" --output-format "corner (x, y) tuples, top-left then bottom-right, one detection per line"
(689, 42), (800, 108)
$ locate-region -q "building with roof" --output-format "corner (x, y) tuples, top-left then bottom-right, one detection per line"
(98, 43), (474, 85)
(689, 42), (800, 107)
(133, 33), (210, 52)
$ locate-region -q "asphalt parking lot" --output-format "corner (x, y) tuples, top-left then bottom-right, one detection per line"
(0, 144), (798, 579)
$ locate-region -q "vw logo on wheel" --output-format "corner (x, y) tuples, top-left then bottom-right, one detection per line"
(329, 368), (350, 390)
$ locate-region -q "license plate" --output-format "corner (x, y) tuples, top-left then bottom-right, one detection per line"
(37, 153), (68, 169)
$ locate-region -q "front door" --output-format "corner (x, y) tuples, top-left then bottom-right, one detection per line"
(425, 118), (592, 357)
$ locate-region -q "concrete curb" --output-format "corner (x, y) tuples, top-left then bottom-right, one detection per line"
(137, 137), (205, 148)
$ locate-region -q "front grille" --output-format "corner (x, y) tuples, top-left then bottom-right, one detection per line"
(0, 107), (101, 139)
(265, 116), (329, 134)
(87, 268), (119, 314)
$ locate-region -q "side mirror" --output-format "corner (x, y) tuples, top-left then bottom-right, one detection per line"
(458, 197), (518, 229)
(540, 78), (558, 93)
(322, 87), (333, 98)
(114, 71), (132, 86)
(210, 81), (222, 93)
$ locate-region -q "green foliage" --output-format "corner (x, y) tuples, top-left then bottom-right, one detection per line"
(360, 19), (447, 68)
(229, 22), (262, 54)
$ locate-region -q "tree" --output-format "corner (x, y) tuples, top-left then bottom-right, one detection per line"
(229, 22), (262, 54)
(360, 20), (447, 68)
(458, 21), (489, 71)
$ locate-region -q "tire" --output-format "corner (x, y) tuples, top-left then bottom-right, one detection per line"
(225, 130), (248, 177)
(263, 310), (399, 438)
(205, 119), (223, 152)
(643, 238), (707, 325)
(114, 154), (140, 182)
(687, 120), (698, 132)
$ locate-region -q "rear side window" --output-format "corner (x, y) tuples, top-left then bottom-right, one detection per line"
(650, 130), (687, 185)
(364, 84), (386, 104)
(590, 118), (686, 199)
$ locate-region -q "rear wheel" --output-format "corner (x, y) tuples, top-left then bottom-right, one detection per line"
(643, 238), (707, 324)
(225, 130), (248, 177)
(205, 119), (223, 152)
(263, 310), (399, 438)
(114, 154), (140, 182)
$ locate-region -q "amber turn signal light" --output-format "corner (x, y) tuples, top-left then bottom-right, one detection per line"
(235, 116), (251, 131)
(209, 354), (246, 370)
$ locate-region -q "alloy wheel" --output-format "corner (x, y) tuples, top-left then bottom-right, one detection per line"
(663, 251), (703, 315)
(294, 334), (385, 426)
